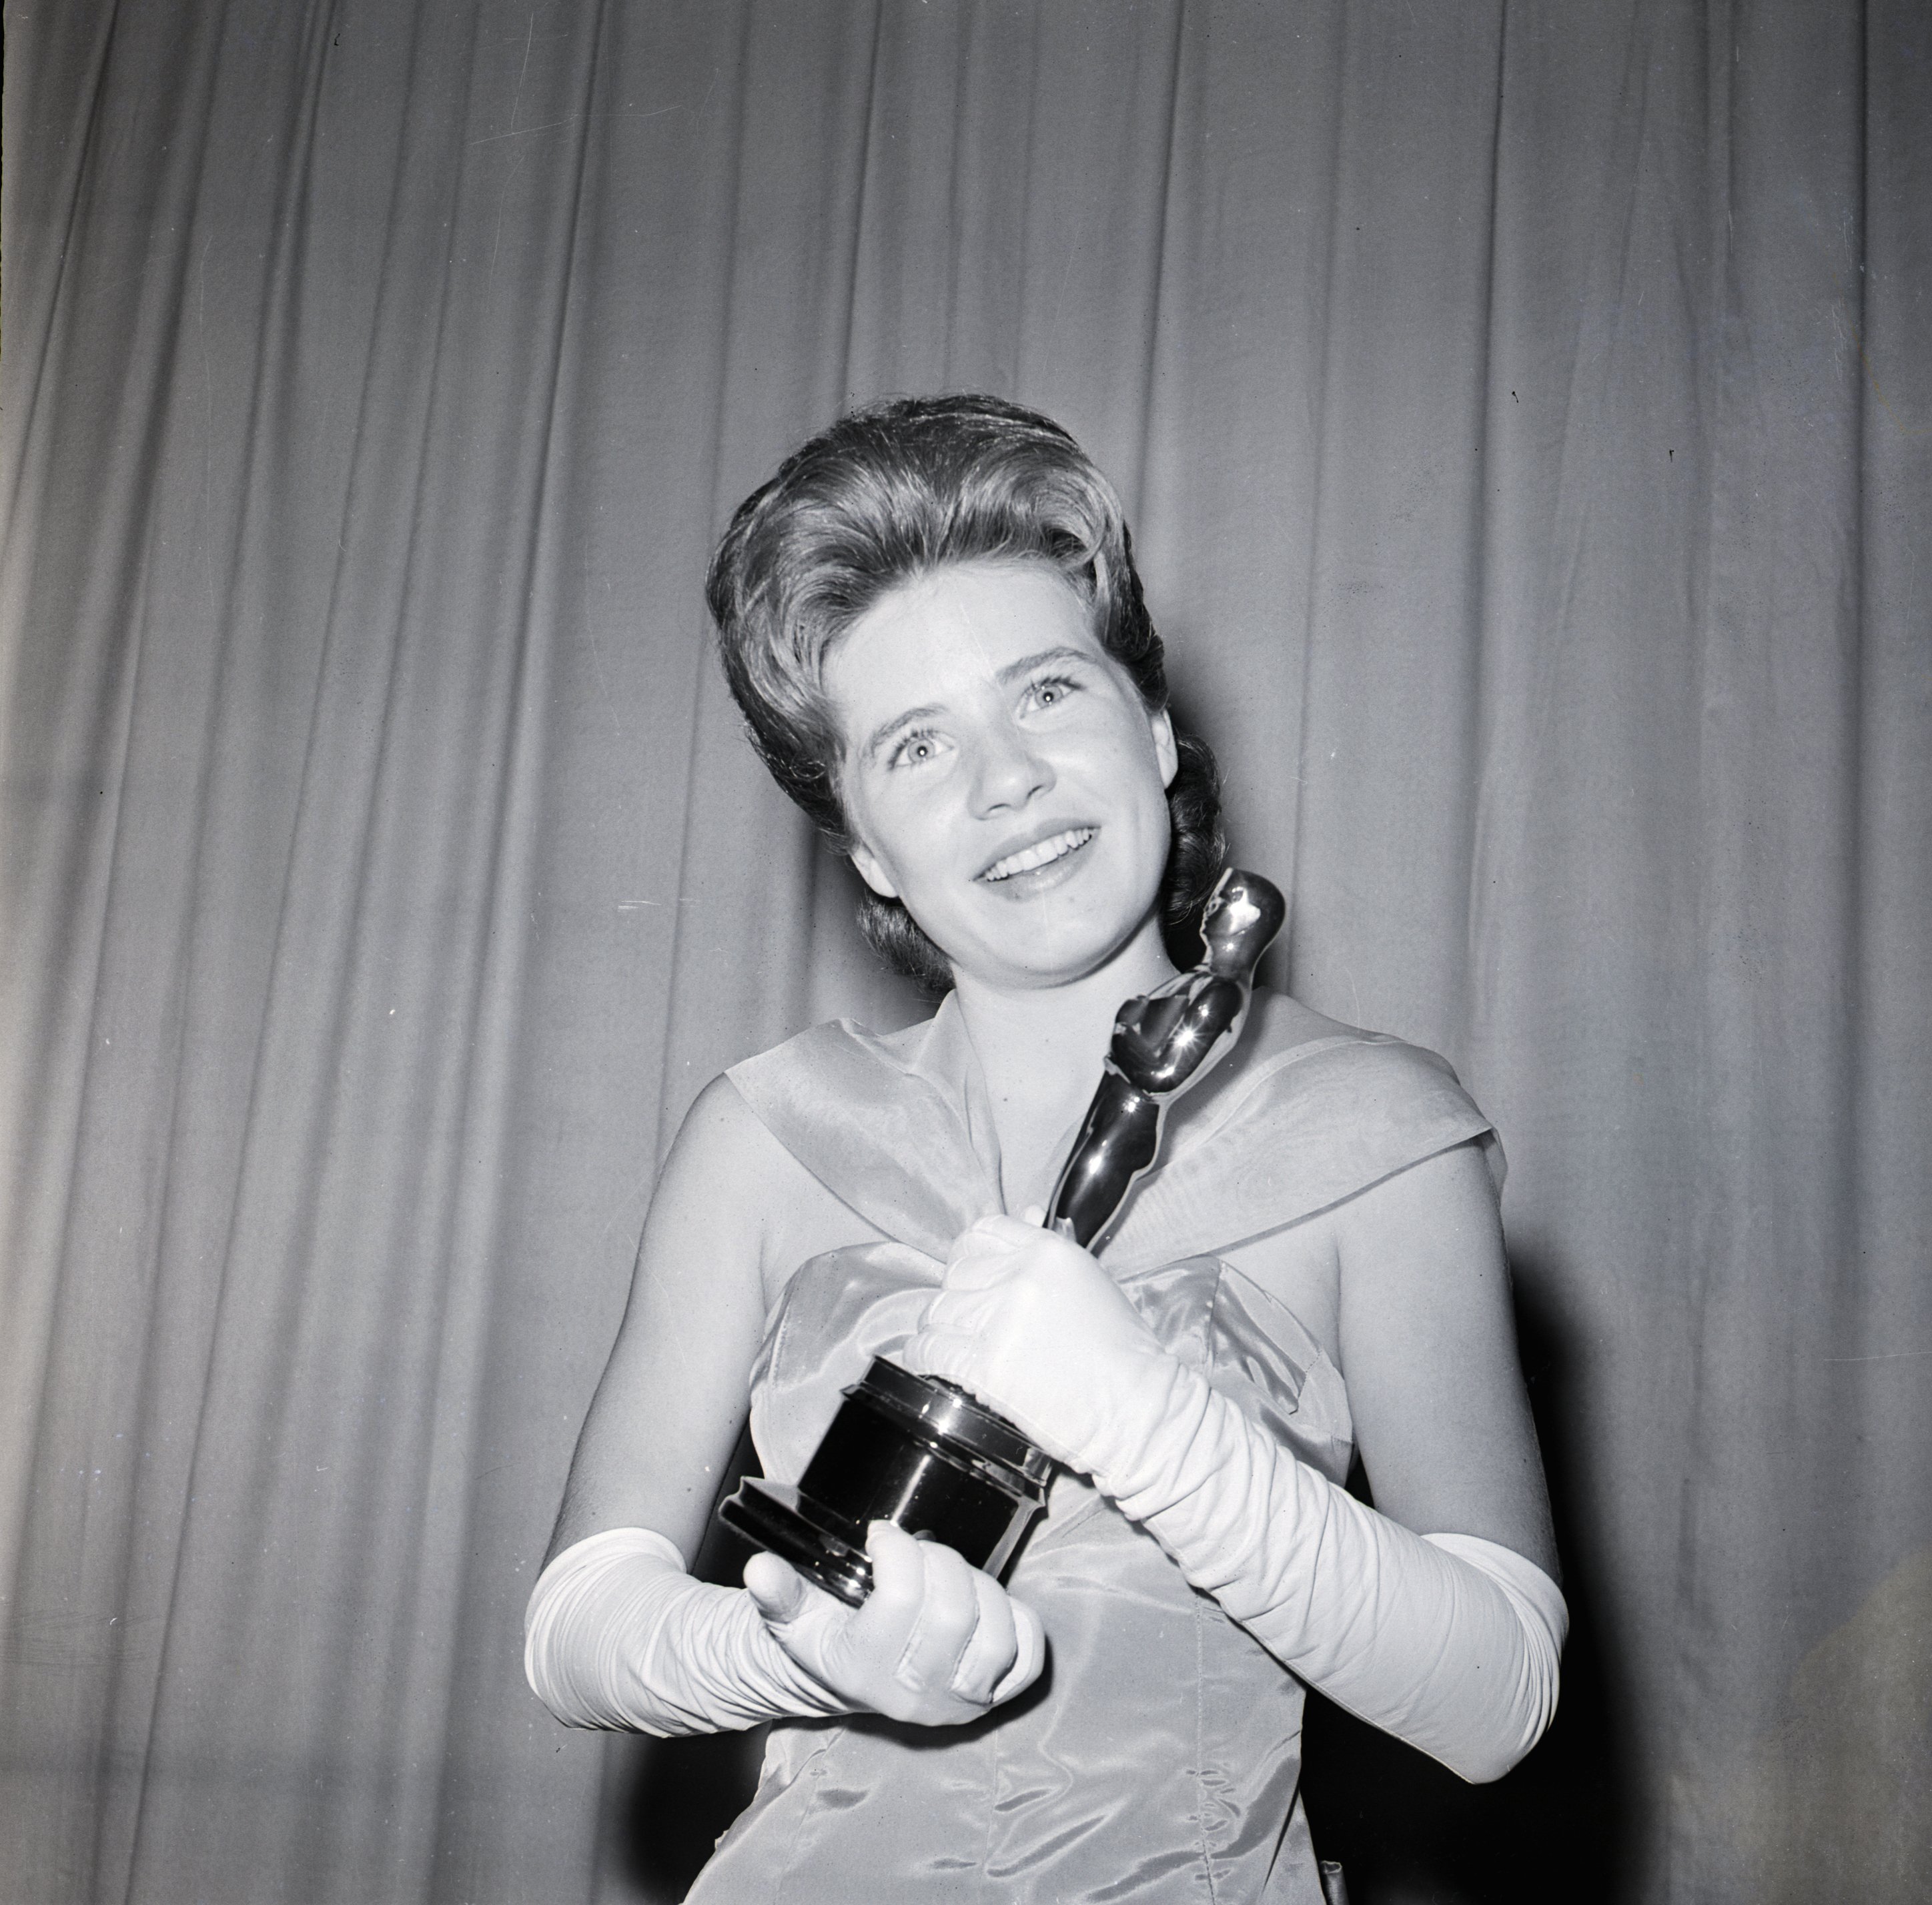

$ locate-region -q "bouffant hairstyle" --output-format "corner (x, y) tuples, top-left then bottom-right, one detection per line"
(704, 394), (1224, 994)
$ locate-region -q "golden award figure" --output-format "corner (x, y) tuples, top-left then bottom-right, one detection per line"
(719, 869), (1287, 1604)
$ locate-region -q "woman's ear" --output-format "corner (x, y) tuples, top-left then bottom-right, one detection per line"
(1151, 708), (1179, 789)
(849, 841), (900, 899)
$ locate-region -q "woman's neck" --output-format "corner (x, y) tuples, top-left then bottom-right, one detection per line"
(949, 915), (1179, 1193)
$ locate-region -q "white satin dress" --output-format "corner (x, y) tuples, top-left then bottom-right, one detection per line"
(684, 991), (1498, 1904)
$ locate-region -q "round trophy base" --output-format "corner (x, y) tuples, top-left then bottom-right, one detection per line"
(717, 1479), (875, 1607)
(717, 1359), (1053, 1608)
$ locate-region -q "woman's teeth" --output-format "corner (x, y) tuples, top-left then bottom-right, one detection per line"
(981, 828), (1095, 882)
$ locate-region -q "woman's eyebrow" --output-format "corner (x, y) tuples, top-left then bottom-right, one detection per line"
(995, 644), (1091, 684)
(862, 703), (944, 764)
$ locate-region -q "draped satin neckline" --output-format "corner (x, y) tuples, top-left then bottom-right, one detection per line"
(726, 989), (1501, 1278)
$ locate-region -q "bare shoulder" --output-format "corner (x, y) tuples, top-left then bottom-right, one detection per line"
(1194, 999), (1490, 1363)
(662, 1069), (793, 1183)
(659, 1072), (883, 1306)
(1331, 1137), (1502, 1254)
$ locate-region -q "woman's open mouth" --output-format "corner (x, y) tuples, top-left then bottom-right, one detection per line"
(979, 826), (1096, 884)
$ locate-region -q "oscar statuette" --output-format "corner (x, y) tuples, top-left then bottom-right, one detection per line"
(717, 868), (1287, 1605)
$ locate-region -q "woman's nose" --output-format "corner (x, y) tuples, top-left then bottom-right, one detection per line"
(968, 722), (1055, 815)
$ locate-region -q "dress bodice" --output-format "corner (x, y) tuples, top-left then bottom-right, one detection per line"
(686, 993), (1496, 1904)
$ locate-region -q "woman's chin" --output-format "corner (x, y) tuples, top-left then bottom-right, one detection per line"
(946, 899), (1167, 993)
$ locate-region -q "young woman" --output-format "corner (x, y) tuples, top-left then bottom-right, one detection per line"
(526, 396), (1564, 1902)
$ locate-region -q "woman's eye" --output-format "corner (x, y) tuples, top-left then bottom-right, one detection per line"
(1027, 675), (1077, 710)
(890, 730), (941, 767)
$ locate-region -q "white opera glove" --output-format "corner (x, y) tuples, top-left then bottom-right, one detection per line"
(743, 1519), (1047, 1727)
(523, 1527), (849, 1736)
(901, 1213), (1186, 1477)
(903, 1215), (1566, 1782)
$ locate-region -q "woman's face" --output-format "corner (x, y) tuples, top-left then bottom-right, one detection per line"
(825, 560), (1178, 991)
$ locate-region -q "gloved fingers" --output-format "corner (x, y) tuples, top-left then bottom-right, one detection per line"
(743, 1552), (849, 1682)
(943, 1211), (1043, 1267)
(917, 1251), (1146, 1359)
(899, 1347), (1077, 1466)
(851, 1519), (927, 1654)
(941, 1231), (1030, 1283)
(930, 1259), (1023, 1302)
(944, 1565), (1024, 1706)
(743, 1550), (807, 1623)
(989, 1595), (1047, 1704)
(898, 1323), (999, 1398)
(918, 1216), (1181, 1487)
(743, 1527), (1048, 1728)
(887, 1533), (983, 1698)
(890, 1538), (1035, 1712)
(941, 1218), (1124, 1311)
(912, 1286), (1013, 1346)
(751, 1527), (957, 1706)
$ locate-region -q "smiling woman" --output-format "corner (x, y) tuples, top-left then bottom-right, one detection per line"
(829, 563), (1178, 993)
(522, 396), (1564, 1902)
(702, 397), (1227, 999)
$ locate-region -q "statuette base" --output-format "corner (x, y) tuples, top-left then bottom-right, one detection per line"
(718, 1359), (1052, 1606)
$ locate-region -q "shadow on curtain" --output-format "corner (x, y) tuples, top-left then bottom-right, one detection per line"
(2, 3), (1927, 1902)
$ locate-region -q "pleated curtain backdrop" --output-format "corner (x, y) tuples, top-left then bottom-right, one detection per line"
(3, 2), (1927, 1901)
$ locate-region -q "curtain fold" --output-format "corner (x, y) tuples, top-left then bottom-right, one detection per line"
(3, 3), (1925, 1900)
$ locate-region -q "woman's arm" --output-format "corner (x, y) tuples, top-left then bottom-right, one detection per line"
(1333, 1142), (1557, 1578)
(902, 1147), (1565, 1780)
(528, 1075), (1045, 1734)
(545, 1075), (776, 1571)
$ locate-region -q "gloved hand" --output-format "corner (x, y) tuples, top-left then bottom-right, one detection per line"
(526, 1522), (1046, 1737)
(524, 1527), (849, 1736)
(901, 1211), (1184, 1485)
(745, 1520), (1045, 1727)
(903, 1213), (1565, 1782)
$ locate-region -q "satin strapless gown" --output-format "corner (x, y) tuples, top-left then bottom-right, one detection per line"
(684, 992), (1497, 1904)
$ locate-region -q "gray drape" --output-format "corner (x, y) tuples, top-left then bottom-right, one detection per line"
(3, 3), (1926, 1900)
